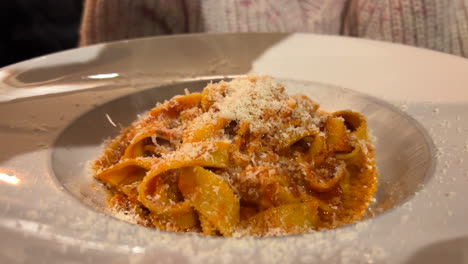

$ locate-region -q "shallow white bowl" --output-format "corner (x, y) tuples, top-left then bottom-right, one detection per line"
(0, 33), (467, 264)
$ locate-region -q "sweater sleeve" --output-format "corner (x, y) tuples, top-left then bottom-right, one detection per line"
(79, 0), (201, 46)
(344, 0), (468, 57)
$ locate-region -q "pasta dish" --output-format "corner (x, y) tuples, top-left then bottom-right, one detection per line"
(93, 75), (377, 237)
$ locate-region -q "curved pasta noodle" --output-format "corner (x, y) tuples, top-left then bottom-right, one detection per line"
(96, 158), (153, 190)
(247, 201), (319, 236)
(136, 142), (230, 231)
(183, 118), (228, 143)
(179, 167), (240, 236)
(237, 166), (301, 210)
(334, 111), (370, 169)
(300, 159), (347, 192)
(138, 142), (230, 212)
(325, 116), (353, 153)
(93, 126), (136, 170)
(333, 110), (368, 140)
(122, 125), (178, 159)
(149, 93), (202, 117)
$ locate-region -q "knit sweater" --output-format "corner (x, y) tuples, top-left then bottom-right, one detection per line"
(80, 0), (468, 57)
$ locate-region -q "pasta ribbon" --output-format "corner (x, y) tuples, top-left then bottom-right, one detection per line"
(333, 110), (368, 140)
(150, 201), (199, 232)
(307, 134), (327, 165)
(179, 167), (240, 236)
(238, 166), (301, 210)
(93, 126), (136, 170)
(300, 159), (347, 192)
(247, 201), (319, 236)
(200, 81), (228, 111)
(325, 116), (353, 153)
(95, 158), (153, 190)
(149, 93), (202, 117)
(199, 214), (218, 236)
(122, 125), (178, 160)
(336, 144), (366, 167)
(231, 122), (251, 167)
(138, 141), (230, 212)
(232, 121), (250, 150)
(183, 118), (228, 143)
(136, 142), (229, 231)
(286, 130), (316, 151)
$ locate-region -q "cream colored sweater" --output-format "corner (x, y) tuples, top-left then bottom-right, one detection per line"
(80, 0), (468, 57)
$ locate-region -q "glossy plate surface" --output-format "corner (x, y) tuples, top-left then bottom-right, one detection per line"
(1, 33), (467, 264)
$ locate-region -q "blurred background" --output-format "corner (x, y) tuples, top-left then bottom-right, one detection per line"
(0, 0), (83, 68)
(1, 0), (467, 68)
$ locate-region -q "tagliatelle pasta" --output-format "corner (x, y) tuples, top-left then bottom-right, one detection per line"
(93, 75), (377, 237)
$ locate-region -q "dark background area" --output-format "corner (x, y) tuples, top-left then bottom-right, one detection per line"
(0, 0), (83, 68)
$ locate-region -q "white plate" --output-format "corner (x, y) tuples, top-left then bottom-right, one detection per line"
(0, 33), (467, 264)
